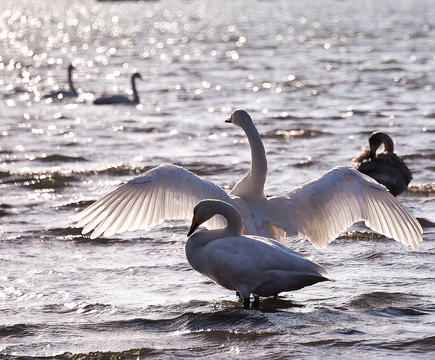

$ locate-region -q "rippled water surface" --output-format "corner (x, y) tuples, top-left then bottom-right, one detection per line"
(1, 0), (434, 358)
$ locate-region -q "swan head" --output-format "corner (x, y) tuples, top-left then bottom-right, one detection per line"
(187, 199), (221, 236)
(225, 109), (253, 128)
(132, 72), (142, 81)
(187, 199), (241, 237)
(369, 131), (394, 158)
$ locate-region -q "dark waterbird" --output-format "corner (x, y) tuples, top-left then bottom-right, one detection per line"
(353, 131), (412, 196)
(42, 64), (78, 100)
(93, 72), (142, 105)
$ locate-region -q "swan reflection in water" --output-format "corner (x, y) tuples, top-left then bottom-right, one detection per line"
(93, 72), (142, 105)
(353, 131), (412, 196)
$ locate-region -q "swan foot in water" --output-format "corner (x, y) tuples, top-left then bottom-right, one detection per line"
(243, 297), (250, 309)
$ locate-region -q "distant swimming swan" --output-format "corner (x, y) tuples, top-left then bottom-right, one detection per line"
(75, 110), (422, 250)
(42, 64), (77, 100)
(353, 131), (412, 196)
(186, 199), (330, 309)
(93, 72), (142, 105)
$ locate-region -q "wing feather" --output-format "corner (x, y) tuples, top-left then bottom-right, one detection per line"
(75, 164), (232, 238)
(266, 167), (422, 249)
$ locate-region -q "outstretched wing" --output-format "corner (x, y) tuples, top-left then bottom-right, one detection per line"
(75, 164), (232, 239)
(266, 167), (423, 249)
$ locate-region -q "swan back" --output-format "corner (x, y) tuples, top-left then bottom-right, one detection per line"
(42, 63), (77, 100)
(93, 72), (141, 105)
(353, 132), (412, 196)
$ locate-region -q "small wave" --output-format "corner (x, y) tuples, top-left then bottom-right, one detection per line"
(334, 328), (366, 336)
(40, 226), (133, 245)
(377, 335), (435, 353)
(76, 162), (233, 180)
(35, 154), (88, 163)
(124, 125), (161, 134)
(299, 337), (362, 348)
(42, 226), (87, 238)
(0, 203), (14, 217)
(348, 292), (422, 310)
(292, 159), (315, 168)
(277, 79), (309, 90)
(348, 109), (371, 116)
(0, 323), (35, 338)
(46, 347), (163, 360)
(59, 200), (94, 209)
(1, 170), (81, 190)
(0, 164), (152, 191)
(416, 217), (435, 228)
(181, 162), (237, 177)
(61, 301), (117, 316)
(271, 128), (325, 140)
(92, 164), (151, 178)
(403, 152), (435, 160)
(94, 309), (274, 336)
(273, 113), (306, 120)
(337, 229), (386, 241)
(359, 65), (406, 73)
(379, 307), (429, 317)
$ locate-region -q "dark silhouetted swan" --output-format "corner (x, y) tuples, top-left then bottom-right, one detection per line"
(93, 72), (142, 105)
(75, 110), (422, 250)
(42, 64), (77, 100)
(353, 131), (412, 196)
(186, 199), (330, 309)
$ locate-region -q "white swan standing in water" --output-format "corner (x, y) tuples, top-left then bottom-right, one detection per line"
(75, 110), (422, 250)
(42, 64), (78, 100)
(353, 131), (412, 196)
(93, 72), (142, 105)
(186, 199), (330, 309)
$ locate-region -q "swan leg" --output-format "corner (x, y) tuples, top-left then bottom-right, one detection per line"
(242, 297), (250, 309)
(252, 296), (260, 309)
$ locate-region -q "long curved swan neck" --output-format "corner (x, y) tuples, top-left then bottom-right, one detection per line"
(67, 65), (77, 95)
(191, 200), (244, 238)
(381, 134), (394, 153)
(229, 110), (267, 199)
(217, 201), (244, 236)
(131, 73), (140, 104)
(369, 132), (394, 157)
(187, 200), (244, 247)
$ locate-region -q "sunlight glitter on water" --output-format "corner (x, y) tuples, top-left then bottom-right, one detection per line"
(0, 0), (434, 358)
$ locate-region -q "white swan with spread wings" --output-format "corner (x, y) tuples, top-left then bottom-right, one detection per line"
(75, 110), (422, 249)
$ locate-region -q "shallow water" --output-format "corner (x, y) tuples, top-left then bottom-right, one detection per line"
(0, 0), (434, 358)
